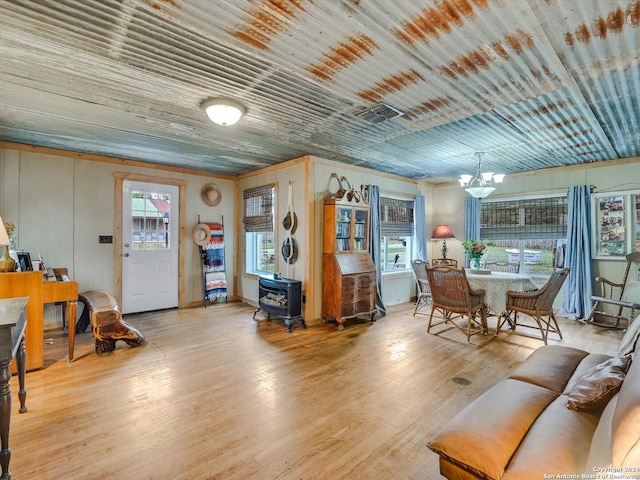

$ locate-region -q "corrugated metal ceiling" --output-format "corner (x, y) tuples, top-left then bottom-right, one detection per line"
(0, 0), (639, 183)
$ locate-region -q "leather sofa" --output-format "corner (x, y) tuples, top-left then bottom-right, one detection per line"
(428, 343), (640, 479)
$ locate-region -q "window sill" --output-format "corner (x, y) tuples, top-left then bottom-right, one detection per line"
(381, 270), (412, 279)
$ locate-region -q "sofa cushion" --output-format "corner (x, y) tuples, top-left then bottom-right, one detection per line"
(508, 345), (591, 393)
(562, 353), (613, 394)
(503, 395), (601, 478)
(611, 353), (640, 466)
(585, 393), (618, 469)
(567, 356), (631, 412)
(428, 379), (557, 480)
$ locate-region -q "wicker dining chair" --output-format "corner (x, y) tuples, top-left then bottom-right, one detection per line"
(484, 261), (519, 273)
(411, 259), (431, 316)
(497, 267), (570, 344)
(425, 265), (488, 342)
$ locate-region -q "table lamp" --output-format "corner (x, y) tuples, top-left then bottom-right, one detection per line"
(432, 224), (455, 262)
(0, 216), (16, 273)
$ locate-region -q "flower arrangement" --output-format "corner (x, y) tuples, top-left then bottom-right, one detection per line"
(3, 221), (15, 237)
(3, 221), (16, 250)
(462, 239), (487, 269)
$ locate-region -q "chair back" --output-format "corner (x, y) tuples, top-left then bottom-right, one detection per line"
(618, 252), (640, 301)
(484, 261), (519, 273)
(535, 267), (570, 313)
(411, 259), (430, 294)
(425, 266), (473, 310)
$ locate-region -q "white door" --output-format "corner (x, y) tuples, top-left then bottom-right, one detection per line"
(122, 180), (179, 314)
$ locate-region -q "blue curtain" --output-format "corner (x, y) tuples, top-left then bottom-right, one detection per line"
(559, 185), (593, 320)
(368, 185), (386, 317)
(415, 194), (427, 261)
(464, 196), (481, 267)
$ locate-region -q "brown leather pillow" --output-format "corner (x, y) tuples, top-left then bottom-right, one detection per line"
(567, 356), (632, 411)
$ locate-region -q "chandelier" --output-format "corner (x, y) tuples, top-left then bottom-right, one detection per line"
(459, 152), (505, 199)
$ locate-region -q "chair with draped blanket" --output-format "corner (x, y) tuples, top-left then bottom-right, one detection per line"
(586, 252), (640, 329)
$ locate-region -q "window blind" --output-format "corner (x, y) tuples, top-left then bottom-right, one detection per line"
(243, 184), (275, 232)
(480, 196), (568, 240)
(380, 197), (415, 236)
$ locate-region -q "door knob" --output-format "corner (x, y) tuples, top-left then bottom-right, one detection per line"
(124, 253), (129, 257)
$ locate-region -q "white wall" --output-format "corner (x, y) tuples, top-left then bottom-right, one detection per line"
(1, 146), (236, 316)
(7, 143), (637, 327)
(236, 159), (308, 313)
(311, 157), (433, 323)
(433, 158), (640, 308)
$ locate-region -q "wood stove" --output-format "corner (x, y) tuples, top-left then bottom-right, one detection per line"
(253, 276), (305, 332)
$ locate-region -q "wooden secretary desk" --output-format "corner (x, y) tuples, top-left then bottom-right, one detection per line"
(322, 197), (377, 330)
(0, 270), (78, 370)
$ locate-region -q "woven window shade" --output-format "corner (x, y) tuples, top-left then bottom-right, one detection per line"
(243, 184), (275, 232)
(480, 196), (568, 240)
(380, 197), (415, 236)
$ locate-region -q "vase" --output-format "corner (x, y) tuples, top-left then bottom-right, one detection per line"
(0, 245), (16, 273)
(470, 257), (483, 270)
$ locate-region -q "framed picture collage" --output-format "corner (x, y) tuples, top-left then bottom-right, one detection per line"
(592, 190), (640, 259)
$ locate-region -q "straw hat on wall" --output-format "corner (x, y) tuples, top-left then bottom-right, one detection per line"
(201, 184), (222, 207)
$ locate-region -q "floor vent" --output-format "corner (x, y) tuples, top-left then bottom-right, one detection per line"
(354, 103), (405, 123)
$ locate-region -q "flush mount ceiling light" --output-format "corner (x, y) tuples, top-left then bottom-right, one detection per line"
(459, 152), (505, 199)
(202, 97), (246, 126)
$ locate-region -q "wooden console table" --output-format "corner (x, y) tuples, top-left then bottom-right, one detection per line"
(0, 297), (28, 480)
(0, 271), (78, 370)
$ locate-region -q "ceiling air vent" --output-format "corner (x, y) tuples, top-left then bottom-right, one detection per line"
(354, 103), (405, 123)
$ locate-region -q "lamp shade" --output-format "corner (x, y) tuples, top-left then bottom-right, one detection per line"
(202, 97), (246, 126)
(432, 224), (454, 239)
(465, 186), (496, 199)
(0, 216), (10, 246)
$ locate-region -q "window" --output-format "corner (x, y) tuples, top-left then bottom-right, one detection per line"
(480, 195), (568, 276)
(130, 191), (171, 250)
(380, 196), (415, 272)
(243, 184), (276, 274)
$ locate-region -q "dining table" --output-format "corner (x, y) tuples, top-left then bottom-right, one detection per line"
(466, 270), (538, 317)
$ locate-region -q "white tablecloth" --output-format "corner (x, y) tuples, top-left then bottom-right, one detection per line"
(466, 271), (537, 315)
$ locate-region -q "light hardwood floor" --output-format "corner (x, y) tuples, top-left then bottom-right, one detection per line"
(9, 302), (623, 479)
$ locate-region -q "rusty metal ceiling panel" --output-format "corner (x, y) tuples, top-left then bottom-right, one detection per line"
(1, 0), (639, 183)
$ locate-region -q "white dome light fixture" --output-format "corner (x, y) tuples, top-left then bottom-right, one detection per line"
(459, 152), (505, 199)
(202, 97), (246, 126)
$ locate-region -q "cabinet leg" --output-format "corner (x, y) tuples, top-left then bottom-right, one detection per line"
(336, 319), (345, 331)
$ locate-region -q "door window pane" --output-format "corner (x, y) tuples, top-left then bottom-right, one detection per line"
(131, 191), (171, 250)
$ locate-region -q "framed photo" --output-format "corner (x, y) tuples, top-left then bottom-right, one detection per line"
(17, 252), (33, 271)
(592, 190), (640, 259)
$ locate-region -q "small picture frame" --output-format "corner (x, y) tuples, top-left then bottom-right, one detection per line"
(17, 252), (33, 272)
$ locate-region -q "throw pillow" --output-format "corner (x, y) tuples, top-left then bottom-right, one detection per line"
(567, 356), (632, 412)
